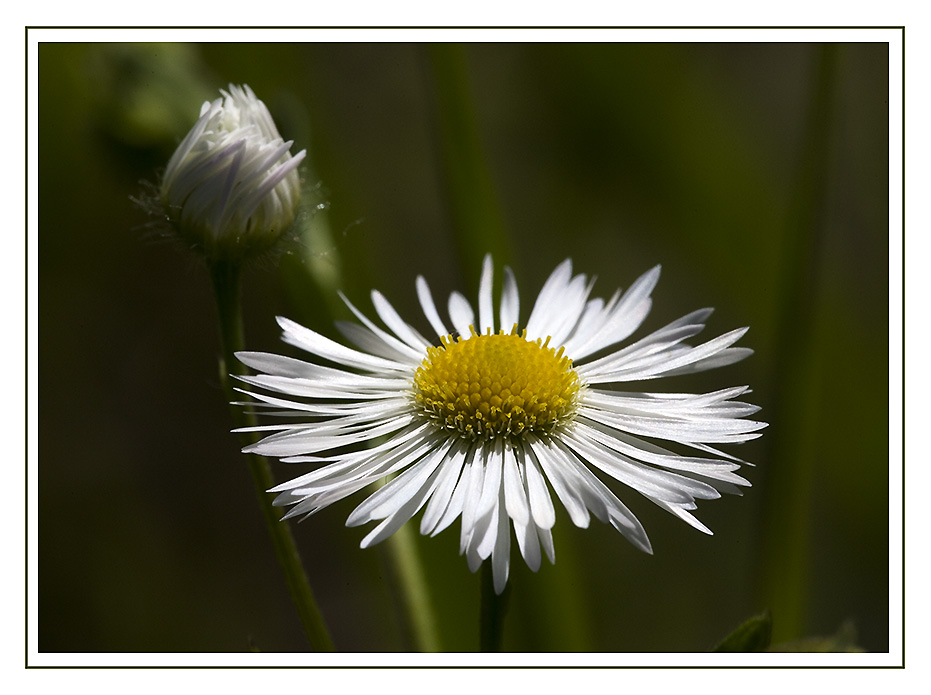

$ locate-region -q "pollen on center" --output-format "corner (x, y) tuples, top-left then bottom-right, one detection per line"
(412, 326), (582, 440)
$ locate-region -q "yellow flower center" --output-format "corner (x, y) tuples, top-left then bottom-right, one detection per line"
(412, 327), (582, 441)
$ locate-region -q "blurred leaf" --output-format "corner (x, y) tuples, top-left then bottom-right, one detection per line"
(712, 612), (773, 652)
(769, 620), (865, 653)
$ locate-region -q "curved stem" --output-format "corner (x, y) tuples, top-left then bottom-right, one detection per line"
(209, 259), (335, 652)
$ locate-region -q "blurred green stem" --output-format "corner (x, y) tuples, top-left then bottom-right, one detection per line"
(479, 563), (509, 651)
(209, 259), (335, 652)
(426, 43), (511, 286)
(381, 521), (443, 651)
(757, 44), (838, 643)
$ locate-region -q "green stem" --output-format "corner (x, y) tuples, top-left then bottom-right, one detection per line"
(382, 522), (443, 652)
(426, 43), (512, 287)
(479, 563), (509, 652)
(757, 44), (838, 643)
(209, 259), (335, 652)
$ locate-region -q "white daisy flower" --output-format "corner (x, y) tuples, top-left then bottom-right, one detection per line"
(236, 256), (765, 593)
(160, 84), (306, 261)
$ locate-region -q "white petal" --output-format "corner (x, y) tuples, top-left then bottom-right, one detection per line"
(502, 445), (531, 526)
(478, 254), (495, 334)
(491, 485), (511, 594)
(563, 426), (718, 504)
(513, 517), (542, 572)
(577, 321), (708, 379)
(274, 428), (437, 499)
(660, 347), (754, 376)
(579, 404), (767, 444)
(236, 350), (353, 379)
(475, 439), (504, 521)
(573, 420), (751, 488)
(338, 292), (424, 361)
(429, 449), (474, 536)
(498, 266), (520, 332)
(416, 276), (450, 340)
(277, 317), (409, 373)
(371, 289), (433, 350)
(447, 291), (475, 338)
(597, 265), (660, 343)
(278, 439), (428, 520)
(654, 501), (713, 535)
(465, 538), (483, 572)
(245, 414), (415, 457)
(459, 448), (488, 550)
(237, 372), (407, 399)
(522, 444), (556, 529)
(359, 479), (436, 548)
(583, 385), (755, 416)
(337, 321), (420, 363)
(528, 437), (590, 528)
(420, 440), (469, 535)
(527, 272), (590, 345)
(587, 327), (750, 382)
(537, 525), (556, 564)
(345, 437), (454, 525)
(234, 386), (409, 416)
(558, 296), (607, 357)
(473, 495), (500, 560)
(524, 258), (573, 339)
(550, 439), (652, 554)
(273, 420), (430, 469)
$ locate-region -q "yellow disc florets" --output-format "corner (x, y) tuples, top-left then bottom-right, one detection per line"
(412, 326), (582, 441)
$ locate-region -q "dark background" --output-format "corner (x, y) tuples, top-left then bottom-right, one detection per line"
(38, 41), (890, 653)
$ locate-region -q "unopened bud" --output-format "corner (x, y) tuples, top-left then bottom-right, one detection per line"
(160, 84), (306, 262)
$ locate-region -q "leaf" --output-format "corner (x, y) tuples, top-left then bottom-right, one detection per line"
(712, 612), (773, 652)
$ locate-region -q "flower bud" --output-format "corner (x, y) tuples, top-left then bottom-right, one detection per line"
(160, 84), (306, 262)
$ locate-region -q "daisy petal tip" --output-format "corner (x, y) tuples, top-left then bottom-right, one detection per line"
(494, 574), (508, 595)
(344, 511), (367, 528)
(279, 506), (303, 520)
(275, 315), (300, 334)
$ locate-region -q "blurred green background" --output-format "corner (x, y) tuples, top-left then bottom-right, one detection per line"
(38, 41), (890, 653)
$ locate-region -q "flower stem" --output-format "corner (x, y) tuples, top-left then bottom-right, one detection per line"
(479, 563), (509, 652)
(209, 259), (335, 652)
(426, 43), (512, 287)
(382, 522), (443, 652)
(756, 44), (838, 643)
